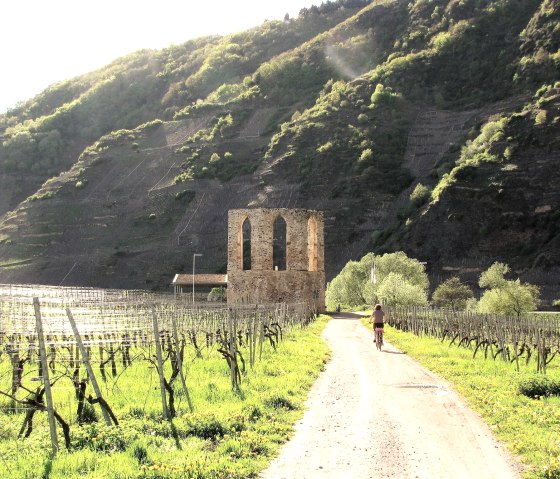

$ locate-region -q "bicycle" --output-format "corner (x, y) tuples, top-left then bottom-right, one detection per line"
(374, 326), (384, 351)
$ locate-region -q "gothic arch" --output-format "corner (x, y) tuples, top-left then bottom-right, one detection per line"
(273, 215), (287, 271)
(240, 217), (251, 270)
(308, 215), (318, 272)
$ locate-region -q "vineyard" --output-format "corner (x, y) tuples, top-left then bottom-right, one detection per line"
(0, 284), (322, 477)
(387, 306), (560, 374)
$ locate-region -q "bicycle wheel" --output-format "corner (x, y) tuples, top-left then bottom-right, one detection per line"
(375, 330), (382, 351)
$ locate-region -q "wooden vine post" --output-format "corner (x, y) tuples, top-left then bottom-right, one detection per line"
(33, 297), (58, 454)
(151, 309), (169, 419)
(228, 309), (238, 389)
(66, 308), (113, 426)
(171, 314), (194, 412)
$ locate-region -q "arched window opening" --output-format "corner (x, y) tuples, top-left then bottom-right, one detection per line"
(273, 216), (287, 271)
(308, 216), (318, 271)
(242, 218), (251, 270)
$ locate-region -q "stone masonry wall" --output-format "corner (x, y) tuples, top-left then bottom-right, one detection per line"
(227, 208), (325, 311)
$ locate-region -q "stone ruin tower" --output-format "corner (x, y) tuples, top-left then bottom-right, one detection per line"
(227, 208), (325, 312)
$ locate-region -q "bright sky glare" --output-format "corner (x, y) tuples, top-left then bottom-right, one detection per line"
(1, 0), (319, 113)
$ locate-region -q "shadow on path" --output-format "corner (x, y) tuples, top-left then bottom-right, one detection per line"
(327, 312), (368, 320)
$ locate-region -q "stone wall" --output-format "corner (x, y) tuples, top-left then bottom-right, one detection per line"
(227, 208), (325, 311)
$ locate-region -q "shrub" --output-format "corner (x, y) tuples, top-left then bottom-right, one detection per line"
(535, 110), (547, 125)
(432, 277), (474, 311)
(241, 403), (262, 422)
(264, 395), (297, 410)
(317, 141), (334, 153)
(519, 376), (560, 399)
(132, 442), (149, 464)
(72, 424), (137, 452)
(359, 148), (373, 162)
(409, 183), (430, 206)
(175, 189), (195, 203)
(184, 413), (228, 440)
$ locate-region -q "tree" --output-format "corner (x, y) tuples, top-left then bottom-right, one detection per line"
(478, 261), (509, 289)
(373, 251), (429, 291)
(325, 259), (370, 309)
(432, 277), (474, 311)
(208, 287), (225, 302)
(478, 280), (539, 318)
(376, 272), (428, 307)
(477, 262), (540, 317)
(325, 251), (429, 309)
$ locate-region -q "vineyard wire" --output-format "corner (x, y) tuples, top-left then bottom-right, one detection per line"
(0, 284), (317, 453)
(387, 305), (560, 373)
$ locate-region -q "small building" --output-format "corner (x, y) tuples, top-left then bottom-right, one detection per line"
(171, 274), (227, 302)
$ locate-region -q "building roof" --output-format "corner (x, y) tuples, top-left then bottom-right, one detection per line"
(172, 274), (227, 286)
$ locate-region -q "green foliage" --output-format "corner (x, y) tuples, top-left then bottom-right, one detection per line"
(432, 277), (474, 311)
(357, 113), (369, 123)
(375, 271), (428, 307)
(409, 183), (430, 206)
(207, 287), (226, 302)
(131, 441), (149, 465)
(174, 189), (195, 203)
(317, 141), (333, 153)
(373, 251), (429, 291)
(432, 118), (507, 201)
(359, 148), (374, 162)
(370, 84), (399, 108)
(2, 129), (63, 173)
(326, 258), (371, 309)
(264, 395), (297, 410)
(519, 376), (560, 399)
(28, 191), (56, 201)
(477, 262), (540, 317)
(535, 109), (548, 125)
(479, 261), (510, 289)
(326, 251), (429, 309)
(183, 413), (228, 440)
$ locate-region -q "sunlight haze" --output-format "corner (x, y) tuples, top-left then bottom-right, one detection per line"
(1, 0), (319, 113)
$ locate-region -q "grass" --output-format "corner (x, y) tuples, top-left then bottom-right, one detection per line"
(0, 316), (330, 479)
(381, 324), (560, 479)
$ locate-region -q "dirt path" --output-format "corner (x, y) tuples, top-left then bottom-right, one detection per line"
(260, 315), (523, 479)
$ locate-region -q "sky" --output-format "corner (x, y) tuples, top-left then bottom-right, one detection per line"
(1, 0), (319, 114)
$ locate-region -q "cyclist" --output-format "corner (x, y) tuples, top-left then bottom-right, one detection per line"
(370, 303), (386, 350)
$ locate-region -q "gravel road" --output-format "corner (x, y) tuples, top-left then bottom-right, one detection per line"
(260, 314), (523, 479)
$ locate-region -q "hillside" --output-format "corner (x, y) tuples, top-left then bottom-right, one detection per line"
(0, 0), (558, 302)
